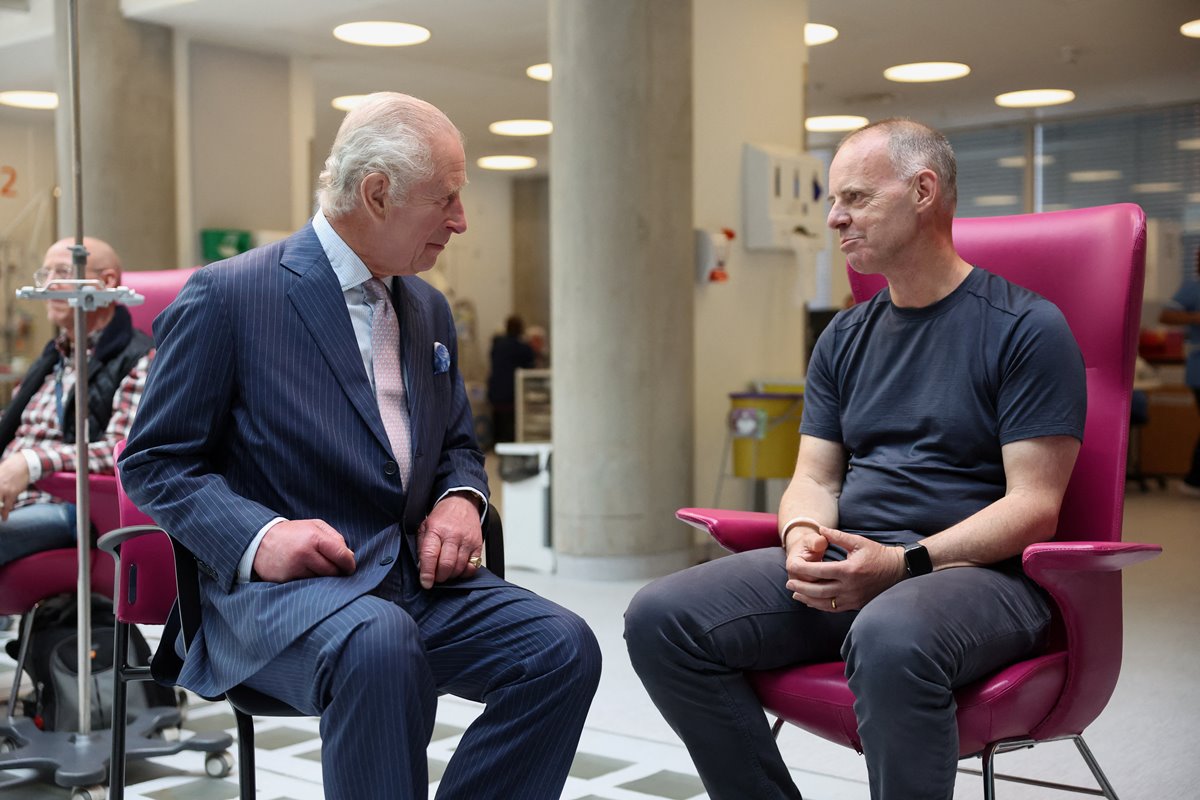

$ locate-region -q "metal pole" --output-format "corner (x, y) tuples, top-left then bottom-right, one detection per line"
(65, 0), (93, 737)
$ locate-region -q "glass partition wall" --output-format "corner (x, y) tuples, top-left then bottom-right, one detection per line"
(946, 102), (1200, 290)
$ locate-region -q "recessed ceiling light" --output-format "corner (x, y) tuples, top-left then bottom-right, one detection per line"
(0, 90), (58, 110)
(805, 115), (869, 133)
(333, 21), (430, 47)
(995, 89), (1075, 108)
(1177, 137), (1200, 151)
(1181, 19), (1200, 37)
(974, 195), (1019, 207)
(997, 155), (1056, 168)
(489, 119), (553, 136)
(526, 63), (552, 81)
(884, 62), (970, 83)
(331, 94), (370, 111)
(804, 23), (838, 47)
(477, 155), (537, 171)
(1131, 182), (1182, 194)
(1068, 170), (1122, 183)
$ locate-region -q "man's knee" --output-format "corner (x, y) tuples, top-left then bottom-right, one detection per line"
(842, 598), (943, 696)
(333, 607), (427, 687)
(624, 577), (684, 667)
(537, 608), (602, 694)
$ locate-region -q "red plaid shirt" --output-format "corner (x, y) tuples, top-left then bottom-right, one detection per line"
(3, 330), (153, 509)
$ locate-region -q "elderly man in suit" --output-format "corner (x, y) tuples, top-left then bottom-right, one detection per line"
(120, 92), (600, 800)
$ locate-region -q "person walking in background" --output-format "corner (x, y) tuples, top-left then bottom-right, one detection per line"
(487, 314), (535, 444)
(1159, 246), (1200, 496)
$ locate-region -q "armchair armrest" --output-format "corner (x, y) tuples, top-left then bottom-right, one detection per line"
(97, 524), (166, 558)
(35, 471), (121, 533)
(1021, 539), (1162, 739)
(676, 508), (779, 553)
(1022, 540), (1161, 577)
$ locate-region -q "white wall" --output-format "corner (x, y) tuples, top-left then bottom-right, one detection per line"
(692, 0), (812, 508)
(423, 168), (514, 384)
(188, 41), (292, 255)
(0, 113), (58, 363)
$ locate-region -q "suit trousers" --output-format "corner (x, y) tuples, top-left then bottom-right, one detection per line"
(624, 547), (1051, 800)
(242, 546), (601, 800)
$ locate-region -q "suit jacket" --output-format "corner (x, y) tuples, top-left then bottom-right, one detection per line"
(119, 224), (501, 697)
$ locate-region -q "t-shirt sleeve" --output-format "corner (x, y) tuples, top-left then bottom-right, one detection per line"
(996, 301), (1087, 444)
(800, 321), (844, 443)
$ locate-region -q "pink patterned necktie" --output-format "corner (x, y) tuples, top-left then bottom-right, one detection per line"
(363, 278), (411, 487)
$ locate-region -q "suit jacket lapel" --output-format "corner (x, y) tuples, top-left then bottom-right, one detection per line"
(281, 227), (392, 454)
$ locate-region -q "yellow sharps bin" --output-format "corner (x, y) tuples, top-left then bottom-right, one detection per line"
(728, 388), (804, 479)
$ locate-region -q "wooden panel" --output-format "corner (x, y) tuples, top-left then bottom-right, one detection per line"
(1139, 386), (1200, 476)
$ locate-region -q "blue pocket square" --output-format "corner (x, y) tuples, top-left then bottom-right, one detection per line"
(433, 341), (451, 374)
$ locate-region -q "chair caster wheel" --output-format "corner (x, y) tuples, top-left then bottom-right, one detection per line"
(205, 750), (234, 778)
(70, 786), (106, 800)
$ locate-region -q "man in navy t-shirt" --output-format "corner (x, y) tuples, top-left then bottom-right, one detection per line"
(626, 119), (1085, 800)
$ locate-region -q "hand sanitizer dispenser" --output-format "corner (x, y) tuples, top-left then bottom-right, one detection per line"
(742, 143), (826, 251)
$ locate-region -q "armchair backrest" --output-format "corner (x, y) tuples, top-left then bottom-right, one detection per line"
(848, 204), (1147, 544)
(122, 267), (199, 337)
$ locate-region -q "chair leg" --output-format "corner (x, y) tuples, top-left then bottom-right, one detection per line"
(109, 620), (131, 800)
(980, 742), (999, 800)
(1072, 735), (1120, 800)
(967, 736), (1119, 799)
(770, 716), (784, 740)
(5, 607), (38, 722)
(234, 707), (255, 800)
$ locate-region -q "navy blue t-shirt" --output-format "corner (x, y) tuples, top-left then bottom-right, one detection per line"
(800, 267), (1086, 545)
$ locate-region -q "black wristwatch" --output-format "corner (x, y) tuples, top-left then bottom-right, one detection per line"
(903, 541), (933, 578)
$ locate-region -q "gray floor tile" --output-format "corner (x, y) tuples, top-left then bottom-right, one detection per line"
(144, 779), (239, 800)
(182, 712), (237, 735)
(253, 726), (315, 750)
(618, 770), (705, 799)
(570, 751), (635, 779)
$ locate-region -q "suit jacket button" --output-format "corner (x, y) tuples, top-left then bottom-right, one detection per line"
(384, 461), (398, 475)
(380, 556), (394, 566)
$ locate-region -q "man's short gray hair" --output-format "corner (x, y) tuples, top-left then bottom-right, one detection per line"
(316, 92), (462, 217)
(840, 118), (958, 213)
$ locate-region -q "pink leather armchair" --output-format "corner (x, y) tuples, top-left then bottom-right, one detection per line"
(678, 204), (1161, 798)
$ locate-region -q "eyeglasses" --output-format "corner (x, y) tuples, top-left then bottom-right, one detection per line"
(32, 264), (87, 289)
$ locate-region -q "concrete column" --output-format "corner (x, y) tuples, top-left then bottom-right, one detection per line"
(549, 0), (694, 579)
(54, 0), (175, 269)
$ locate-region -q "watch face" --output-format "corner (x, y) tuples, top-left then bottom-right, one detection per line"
(904, 542), (932, 577)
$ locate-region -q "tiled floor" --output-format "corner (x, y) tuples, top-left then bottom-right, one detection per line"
(0, 666), (852, 800)
(0, 483), (1196, 799)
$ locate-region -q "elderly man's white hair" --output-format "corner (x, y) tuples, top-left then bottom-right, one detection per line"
(316, 92), (463, 217)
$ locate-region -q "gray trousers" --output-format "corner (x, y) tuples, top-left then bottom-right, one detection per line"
(624, 547), (1051, 800)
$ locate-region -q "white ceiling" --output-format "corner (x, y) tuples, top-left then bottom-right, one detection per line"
(1, 0), (1198, 166)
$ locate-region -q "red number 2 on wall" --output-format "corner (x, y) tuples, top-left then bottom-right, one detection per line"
(0, 166), (16, 198)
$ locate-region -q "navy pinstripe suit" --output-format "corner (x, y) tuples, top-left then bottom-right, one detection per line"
(120, 225), (600, 799)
